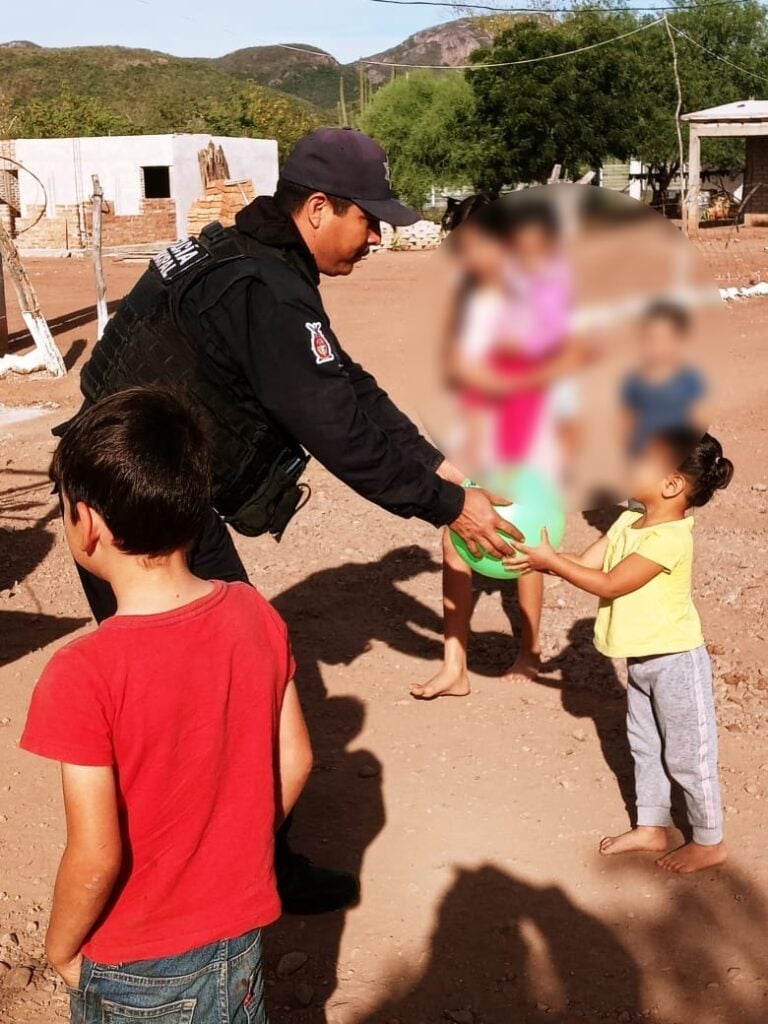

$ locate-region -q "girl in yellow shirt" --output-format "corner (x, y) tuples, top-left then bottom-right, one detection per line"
(506, 430), (734, 874)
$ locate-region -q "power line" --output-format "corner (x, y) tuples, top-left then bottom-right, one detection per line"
(672, 24), (768, 83)
(361, 17), (662, 67)
(369, 0), (753, 12)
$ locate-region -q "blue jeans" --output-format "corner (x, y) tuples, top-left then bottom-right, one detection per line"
(69, 928), (267, 1024)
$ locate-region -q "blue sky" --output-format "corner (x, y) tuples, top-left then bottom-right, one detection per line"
(2, 0), (450, 63)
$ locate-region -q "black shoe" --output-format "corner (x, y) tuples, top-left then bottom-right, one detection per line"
(277, 852), (360, 915)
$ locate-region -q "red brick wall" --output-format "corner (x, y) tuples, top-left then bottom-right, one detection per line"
(0, 140), (20, 235)
(744, 137), (768, 225)
(15, 198), (176, 250)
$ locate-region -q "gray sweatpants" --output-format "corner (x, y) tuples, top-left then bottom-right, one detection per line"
(627, 646), (723, 845)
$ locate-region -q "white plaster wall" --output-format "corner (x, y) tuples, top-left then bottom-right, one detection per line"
(14, 136), (174, 217)
(14, 134), (279, 238)
(171, 135), (279, 237)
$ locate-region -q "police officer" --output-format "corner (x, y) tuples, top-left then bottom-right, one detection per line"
(66, 128), (517, 915)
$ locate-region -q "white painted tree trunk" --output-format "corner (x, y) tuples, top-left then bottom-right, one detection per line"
(0, 219), (65, 378)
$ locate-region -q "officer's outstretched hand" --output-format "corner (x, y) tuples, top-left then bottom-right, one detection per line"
(450, 488), (522, 558)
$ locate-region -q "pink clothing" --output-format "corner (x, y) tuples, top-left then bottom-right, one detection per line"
(493, 257), (571, 461)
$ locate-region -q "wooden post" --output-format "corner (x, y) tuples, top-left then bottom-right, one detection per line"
(0, 254), (8, 357)
(687, 126), (701, 236)
(0, 219), (65, 377)
(91, 174), (108, 340)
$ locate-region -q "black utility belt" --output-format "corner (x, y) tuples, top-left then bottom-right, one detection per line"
(218, 450), (310, 540)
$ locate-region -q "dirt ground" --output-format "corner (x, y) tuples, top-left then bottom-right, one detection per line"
(1, 241), (767, 1024)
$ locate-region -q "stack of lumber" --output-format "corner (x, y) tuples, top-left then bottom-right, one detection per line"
(187, 179), (256, 236)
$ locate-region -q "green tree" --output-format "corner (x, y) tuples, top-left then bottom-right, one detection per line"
(467, 1), (768, 200)
(16, 84), (136, 137)
(467, 10), (642, 191)
(630, 0), (768, 204)
(204, 87), (325, 159)
(360, 72), (478, 209)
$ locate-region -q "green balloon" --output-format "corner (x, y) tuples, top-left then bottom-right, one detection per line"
(450, 465), (566, 580)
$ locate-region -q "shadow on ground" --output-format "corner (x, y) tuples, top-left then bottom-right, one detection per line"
(263, 544), (767, 1023)
(0, 469), (88, 667)
(6, 299), (123, 350)
(356, 861), (768, 1024)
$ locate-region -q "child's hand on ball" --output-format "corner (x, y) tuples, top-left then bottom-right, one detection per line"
(503, 528), (557, 574)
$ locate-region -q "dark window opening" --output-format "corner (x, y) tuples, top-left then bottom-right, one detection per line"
(142, 166), (171, 199)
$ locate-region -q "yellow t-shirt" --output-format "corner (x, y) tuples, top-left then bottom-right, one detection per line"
(593, 510), (703, 658)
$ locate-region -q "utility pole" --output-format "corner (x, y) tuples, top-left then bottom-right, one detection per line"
(664, 14), (688, 234)
(91, 174), (108, 339)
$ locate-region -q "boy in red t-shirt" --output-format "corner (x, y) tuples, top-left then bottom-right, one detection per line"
(21, 386), (312, 1024)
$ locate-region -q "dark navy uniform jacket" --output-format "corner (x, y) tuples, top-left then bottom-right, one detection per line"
(177, 196), (464, 528)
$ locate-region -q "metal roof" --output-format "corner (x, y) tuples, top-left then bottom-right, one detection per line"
(681, 100), (768, 123)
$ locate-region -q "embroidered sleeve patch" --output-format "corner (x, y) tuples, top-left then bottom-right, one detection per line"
(306, 321), (335, 365)
(152, 238), (211, 282)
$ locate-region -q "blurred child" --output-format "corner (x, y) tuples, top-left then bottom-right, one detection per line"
(413, 198), (575, 698)
(21, 387), (312, 1023)
(506, 430), (733, 873)
(622, 300), (710, 459)
(493, 198), (575, 474)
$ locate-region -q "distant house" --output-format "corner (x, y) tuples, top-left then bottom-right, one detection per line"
(0, 133), (278, 252)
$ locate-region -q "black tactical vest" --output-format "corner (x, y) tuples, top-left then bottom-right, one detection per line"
(79, 222), (309, 539)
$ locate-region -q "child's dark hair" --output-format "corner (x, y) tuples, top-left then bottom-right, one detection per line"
(642, 298), (691, 334)
(445, 192), (560, 241)
(657, 428), (734, 507)
(50, 386), (212, 556)
(500, 193), (560, 241)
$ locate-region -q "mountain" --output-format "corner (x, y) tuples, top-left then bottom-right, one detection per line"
(0, 45), (324, 144)
(0, 17), (498, 136)
(210, 17), (495, 107)
(361, 16), (494, 85)
(213, 44), (359, 111)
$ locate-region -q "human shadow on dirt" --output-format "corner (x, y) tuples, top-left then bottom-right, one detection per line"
(356, 860), (768, 1024)
(537, 617), (636, 818)
(262, 550), (438, 1017)
(0, 471), (88, 667)
(264, 692), (385, 1019)
(358, 863), (644, 1024)
(271, 545), (445, 701)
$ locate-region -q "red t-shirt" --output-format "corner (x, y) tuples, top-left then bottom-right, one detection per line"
(21, 581), (294, 964)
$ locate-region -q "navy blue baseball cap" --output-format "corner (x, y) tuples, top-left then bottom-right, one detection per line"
(280, 127), (420, 227)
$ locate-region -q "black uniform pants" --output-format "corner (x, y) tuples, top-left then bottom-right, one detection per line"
(74, 508), (294, 862)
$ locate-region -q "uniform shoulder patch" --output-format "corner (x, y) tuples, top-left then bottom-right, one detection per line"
(305, 321), (335, 365)
(152, 237), (211, 282)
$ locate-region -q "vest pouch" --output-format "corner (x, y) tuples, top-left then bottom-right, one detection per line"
(224, 451), (309, 539)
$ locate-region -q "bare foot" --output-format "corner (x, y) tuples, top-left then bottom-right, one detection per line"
(410, 665), (471, 700)
(501, 651), (541, 684)
(657, 841), (727, 874)
(599, 826), (669, 857)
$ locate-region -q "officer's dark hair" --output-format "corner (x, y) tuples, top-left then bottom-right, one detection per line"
(642, 298), (691, 334)
(274, 178), (353, 217)
(653, 428), (734, 508)
(50, 386), (212, 557)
